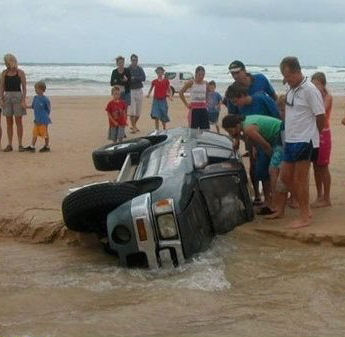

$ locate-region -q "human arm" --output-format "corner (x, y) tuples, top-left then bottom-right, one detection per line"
(18, 69), (27, 106)
(179, 80), (193, 109)
(166, 80), (173, 101)
(137, 67), (146, 82)
(110, 69), (117, 86)
(216, 93), (222, 111)
(262, 95), (280, 119)
(107, 111), (118, 126)
(0, 71), (4, 107)
(146, 82), (154, 98)
(244, 125), (273, 156)
(46, 97), (51, 115)
(316, 114), (325, 133)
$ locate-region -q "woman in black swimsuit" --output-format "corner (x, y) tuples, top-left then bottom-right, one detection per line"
(0, 53), (27, 152)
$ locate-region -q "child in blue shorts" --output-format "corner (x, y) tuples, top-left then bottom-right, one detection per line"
(207, 81), (222, 133)
(147, 66), (172, 131)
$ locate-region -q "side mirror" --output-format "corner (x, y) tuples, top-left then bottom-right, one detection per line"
(192, 147), (208, 169)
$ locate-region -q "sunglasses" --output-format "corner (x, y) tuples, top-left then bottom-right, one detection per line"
(285, 77), (307, 107)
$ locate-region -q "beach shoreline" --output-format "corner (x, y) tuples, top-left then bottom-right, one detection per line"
(0, 95), (344, 245)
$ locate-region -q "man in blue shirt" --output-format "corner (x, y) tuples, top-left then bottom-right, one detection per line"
(226, 82), (280, 119)
(223, 60), (277, 114)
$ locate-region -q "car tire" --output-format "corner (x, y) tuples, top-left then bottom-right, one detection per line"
(62, 182), (139, 235)
(92, 138), (151, 171)
(170, 86), (175, 96)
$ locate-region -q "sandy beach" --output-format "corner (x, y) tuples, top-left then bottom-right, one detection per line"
(0, 94), (344, 244)
(1, 95), (345, 337)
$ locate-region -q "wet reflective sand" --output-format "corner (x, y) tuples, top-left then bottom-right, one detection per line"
(1, 231), (345, 337)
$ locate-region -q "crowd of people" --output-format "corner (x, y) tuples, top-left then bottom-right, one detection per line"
(1, 52), (344, 229)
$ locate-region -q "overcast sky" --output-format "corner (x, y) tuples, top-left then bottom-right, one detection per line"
(1, 0), (345, 66)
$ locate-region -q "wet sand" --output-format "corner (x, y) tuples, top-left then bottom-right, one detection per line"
(1, 95), (345, 336)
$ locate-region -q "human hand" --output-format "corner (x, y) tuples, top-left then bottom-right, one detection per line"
(123, 75), (128, 81)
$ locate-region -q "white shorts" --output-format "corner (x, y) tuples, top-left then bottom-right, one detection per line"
(129, 88), (143, 117)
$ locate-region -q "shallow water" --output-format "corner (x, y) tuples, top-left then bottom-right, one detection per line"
(1, 232), (345, 337)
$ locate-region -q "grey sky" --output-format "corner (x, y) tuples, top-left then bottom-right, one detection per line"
(1, 0), (345, 65)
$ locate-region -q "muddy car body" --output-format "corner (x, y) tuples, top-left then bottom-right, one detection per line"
(62, 128), (254, 268)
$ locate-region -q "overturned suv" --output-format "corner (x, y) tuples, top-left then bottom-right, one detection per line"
(62, 128), (253, 268)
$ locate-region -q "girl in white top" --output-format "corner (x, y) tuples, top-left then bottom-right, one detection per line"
(179, 66), (209, 129)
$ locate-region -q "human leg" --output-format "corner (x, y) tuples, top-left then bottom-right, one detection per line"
(0, 113), (2, 148)
(265, 161), (292, 219)
(311, 164), (331, 207)
(249, 151), (261, 202)
(5, 116), (14, 148)
(311, 161), (323, 205)
(290, 160), (312, 228)
(15, 116), (23, 148)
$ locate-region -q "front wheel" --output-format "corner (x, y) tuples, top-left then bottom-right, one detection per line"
(62, 182), (139, 235)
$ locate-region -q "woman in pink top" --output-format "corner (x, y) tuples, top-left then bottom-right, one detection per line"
(311, 72), (332, 208)
(179, 66), (209, 129)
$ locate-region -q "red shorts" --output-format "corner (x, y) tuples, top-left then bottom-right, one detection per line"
(317, 128), (331, 166)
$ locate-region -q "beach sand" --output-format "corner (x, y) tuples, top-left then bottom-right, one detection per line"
(0, 95), (344, 245)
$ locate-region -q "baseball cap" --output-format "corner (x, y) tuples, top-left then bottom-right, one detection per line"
(228, 60), (246, 72)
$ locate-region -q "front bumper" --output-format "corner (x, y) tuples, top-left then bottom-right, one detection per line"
(107, 193), (185, 268)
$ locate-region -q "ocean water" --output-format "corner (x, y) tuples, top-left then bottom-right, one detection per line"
(4, 62), (345, 96)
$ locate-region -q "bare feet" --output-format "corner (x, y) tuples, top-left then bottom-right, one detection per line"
(265, 211), (285, 220)
(288, 218), (311, 229)
(311, 199), (332, 208)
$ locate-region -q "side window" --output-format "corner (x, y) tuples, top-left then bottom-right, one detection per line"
(165, 72), (176, 80)
(182, 72), (194, 80)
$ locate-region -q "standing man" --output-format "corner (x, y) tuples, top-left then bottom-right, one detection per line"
(271, 56), (325, 228)
(224, 60), (277, 115)
(128, 54), (146, 133)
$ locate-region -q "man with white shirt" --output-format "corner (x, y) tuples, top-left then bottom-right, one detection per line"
(269, 56), (325, 228)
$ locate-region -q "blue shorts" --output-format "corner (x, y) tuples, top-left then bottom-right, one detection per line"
(151, 99), (170, 123)
(283, 142), (313, 162)
(208, 109), (220, 124)
(255, 147), (270, 181)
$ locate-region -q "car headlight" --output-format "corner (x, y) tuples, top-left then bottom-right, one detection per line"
(157, 214), (178, 240)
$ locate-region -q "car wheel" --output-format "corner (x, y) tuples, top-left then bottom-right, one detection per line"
(170, 86), (175, 96)
(92, 138), (151, 171)
(62, 182), (139, 235)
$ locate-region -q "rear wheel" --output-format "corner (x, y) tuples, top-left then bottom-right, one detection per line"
(92, 138), (151, 171)
(62, 182), (139, 235)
